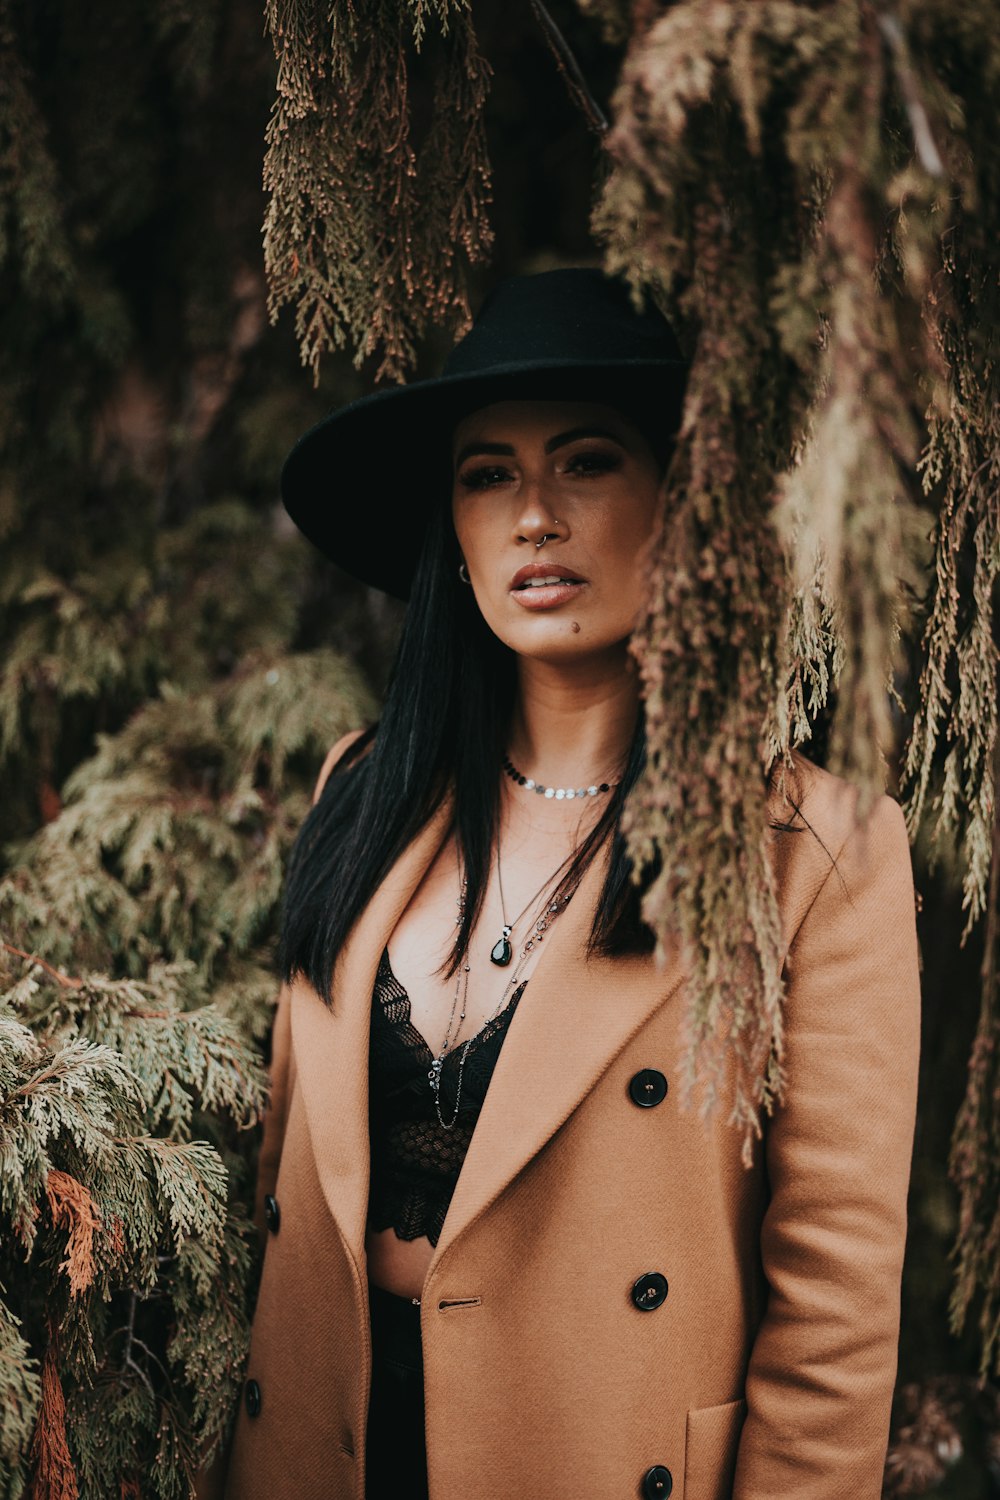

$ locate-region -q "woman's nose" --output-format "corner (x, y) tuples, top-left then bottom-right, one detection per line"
(512, 476), (566, 546)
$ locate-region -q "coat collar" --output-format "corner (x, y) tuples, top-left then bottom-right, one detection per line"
(289, 791), (689, 1280)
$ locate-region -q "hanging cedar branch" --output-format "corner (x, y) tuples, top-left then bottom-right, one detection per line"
(589, 0), (947, 1150)
(529, 0), (609, 135)
(262, 0), (494, 383)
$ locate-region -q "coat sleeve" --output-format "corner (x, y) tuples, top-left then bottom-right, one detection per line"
(732, 792), (921, 1499)
(194, 728), (366, 1499)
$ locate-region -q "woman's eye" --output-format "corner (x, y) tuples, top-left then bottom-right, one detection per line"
(456, 449), (621, 488)
(563, 449), (621, 476)
(457, 464), (512, 490)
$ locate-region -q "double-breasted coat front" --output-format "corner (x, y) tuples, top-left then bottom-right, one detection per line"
(217, 739), (920, 1500)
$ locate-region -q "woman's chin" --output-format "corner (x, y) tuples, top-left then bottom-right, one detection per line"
(491, 616), (633, 667)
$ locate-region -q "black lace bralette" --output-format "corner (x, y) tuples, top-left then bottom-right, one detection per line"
(367, 945), (526, 1247)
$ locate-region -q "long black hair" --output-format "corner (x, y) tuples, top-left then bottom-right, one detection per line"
(278, 482), (671, 1003)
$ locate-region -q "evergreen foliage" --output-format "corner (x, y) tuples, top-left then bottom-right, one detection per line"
(2, 650), (373, 1035)
(263, 0), (494, 381)
(0, 985), (260, 1499)
(598, 0), (999, 1384)
(0, 0), (377, 1489)
(594, 0), (951, 1146)
(0, 650), (373, 1493)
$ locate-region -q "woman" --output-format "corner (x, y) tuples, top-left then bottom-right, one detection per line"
(219, 269), (920, 1500)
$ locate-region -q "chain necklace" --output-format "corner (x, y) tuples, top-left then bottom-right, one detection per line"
(490, 836), (574, 966)
(427, 874), (575, 1130)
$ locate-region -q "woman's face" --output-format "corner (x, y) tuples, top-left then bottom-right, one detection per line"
(450, 399), (663, 663)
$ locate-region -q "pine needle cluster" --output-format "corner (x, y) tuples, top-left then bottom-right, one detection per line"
(263, 0), (494, 382)
(592, 0), (947, 1146)
(2, 650), (373, 1040)
(0, 970), (262, 1498)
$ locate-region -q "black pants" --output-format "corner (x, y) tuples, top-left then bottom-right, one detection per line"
(366, 1282), (428, 1500)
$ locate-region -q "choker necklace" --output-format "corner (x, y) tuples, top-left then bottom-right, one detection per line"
(502, 754), (613, 801)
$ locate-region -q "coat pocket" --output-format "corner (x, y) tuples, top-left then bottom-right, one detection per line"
(684, 1397), (747, 1500)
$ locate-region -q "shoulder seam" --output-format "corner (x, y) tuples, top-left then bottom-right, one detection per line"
(785, 792), (898, 948)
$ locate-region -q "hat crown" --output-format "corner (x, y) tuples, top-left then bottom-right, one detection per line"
(443, 268), (684, 377)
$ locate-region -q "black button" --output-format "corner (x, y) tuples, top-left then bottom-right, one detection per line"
(629, 1069), (668, 1107)
(244, 1379), (262, 1418)
(264, 1194), (281, 1233)
(631, 1271), (669, 1310)
(641, 1465), (673, 1498)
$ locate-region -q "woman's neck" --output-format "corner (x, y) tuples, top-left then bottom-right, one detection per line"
(505, 646), (640, 791)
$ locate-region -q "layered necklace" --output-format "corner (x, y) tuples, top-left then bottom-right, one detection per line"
(493, 752), (615, 963)
(426, 751), (616, 1129)
(428, 867), (574, 1129)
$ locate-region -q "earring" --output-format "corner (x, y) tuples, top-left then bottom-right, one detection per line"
(458, 561), (471, 584)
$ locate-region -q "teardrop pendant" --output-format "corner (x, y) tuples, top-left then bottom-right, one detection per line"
(490, 927), (513, 966)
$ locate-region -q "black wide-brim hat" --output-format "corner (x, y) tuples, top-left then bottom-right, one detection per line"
(281, 267), (689, 600)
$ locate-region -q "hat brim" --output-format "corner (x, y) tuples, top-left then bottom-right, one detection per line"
(281, 356), (688, 601)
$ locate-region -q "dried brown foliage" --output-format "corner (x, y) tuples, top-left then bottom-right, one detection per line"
(263, 0), (493, 382)
(949, 737), (1000, 1377)
(612, 174), (795, 1145)
(28, 1344), (78, 1500)
(591, 0), (929, 1145)
(43, 1172), (101, 1300)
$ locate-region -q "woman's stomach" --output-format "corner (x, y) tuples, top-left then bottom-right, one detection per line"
(365, 1223), (435, 1301)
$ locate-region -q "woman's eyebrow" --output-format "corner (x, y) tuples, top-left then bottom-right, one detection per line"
(544, 425), (625, 453)
(453, 440), (514, 467)
(454, 426), (626, 468)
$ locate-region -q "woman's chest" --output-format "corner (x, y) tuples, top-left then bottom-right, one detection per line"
(385, 826), (582, 1057)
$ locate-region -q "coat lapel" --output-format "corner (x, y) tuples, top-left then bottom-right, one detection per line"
(427, 835), (688, 1277)
(290, 796), (454, 1267)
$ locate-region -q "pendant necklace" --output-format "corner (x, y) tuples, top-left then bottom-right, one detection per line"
(425, 755), (607, 1123)
(489, 841), (570, 966)
(428, 872), (576, 1129)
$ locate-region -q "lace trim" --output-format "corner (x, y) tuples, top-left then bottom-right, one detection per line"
(367, 946), (525, 1246)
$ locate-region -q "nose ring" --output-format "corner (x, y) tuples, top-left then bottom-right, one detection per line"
(535, 533), (555, 549)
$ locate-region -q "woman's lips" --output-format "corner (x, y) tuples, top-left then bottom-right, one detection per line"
(509, 579), (588, 610)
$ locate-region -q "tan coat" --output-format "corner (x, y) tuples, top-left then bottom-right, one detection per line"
(219, 742), (920, 1500)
